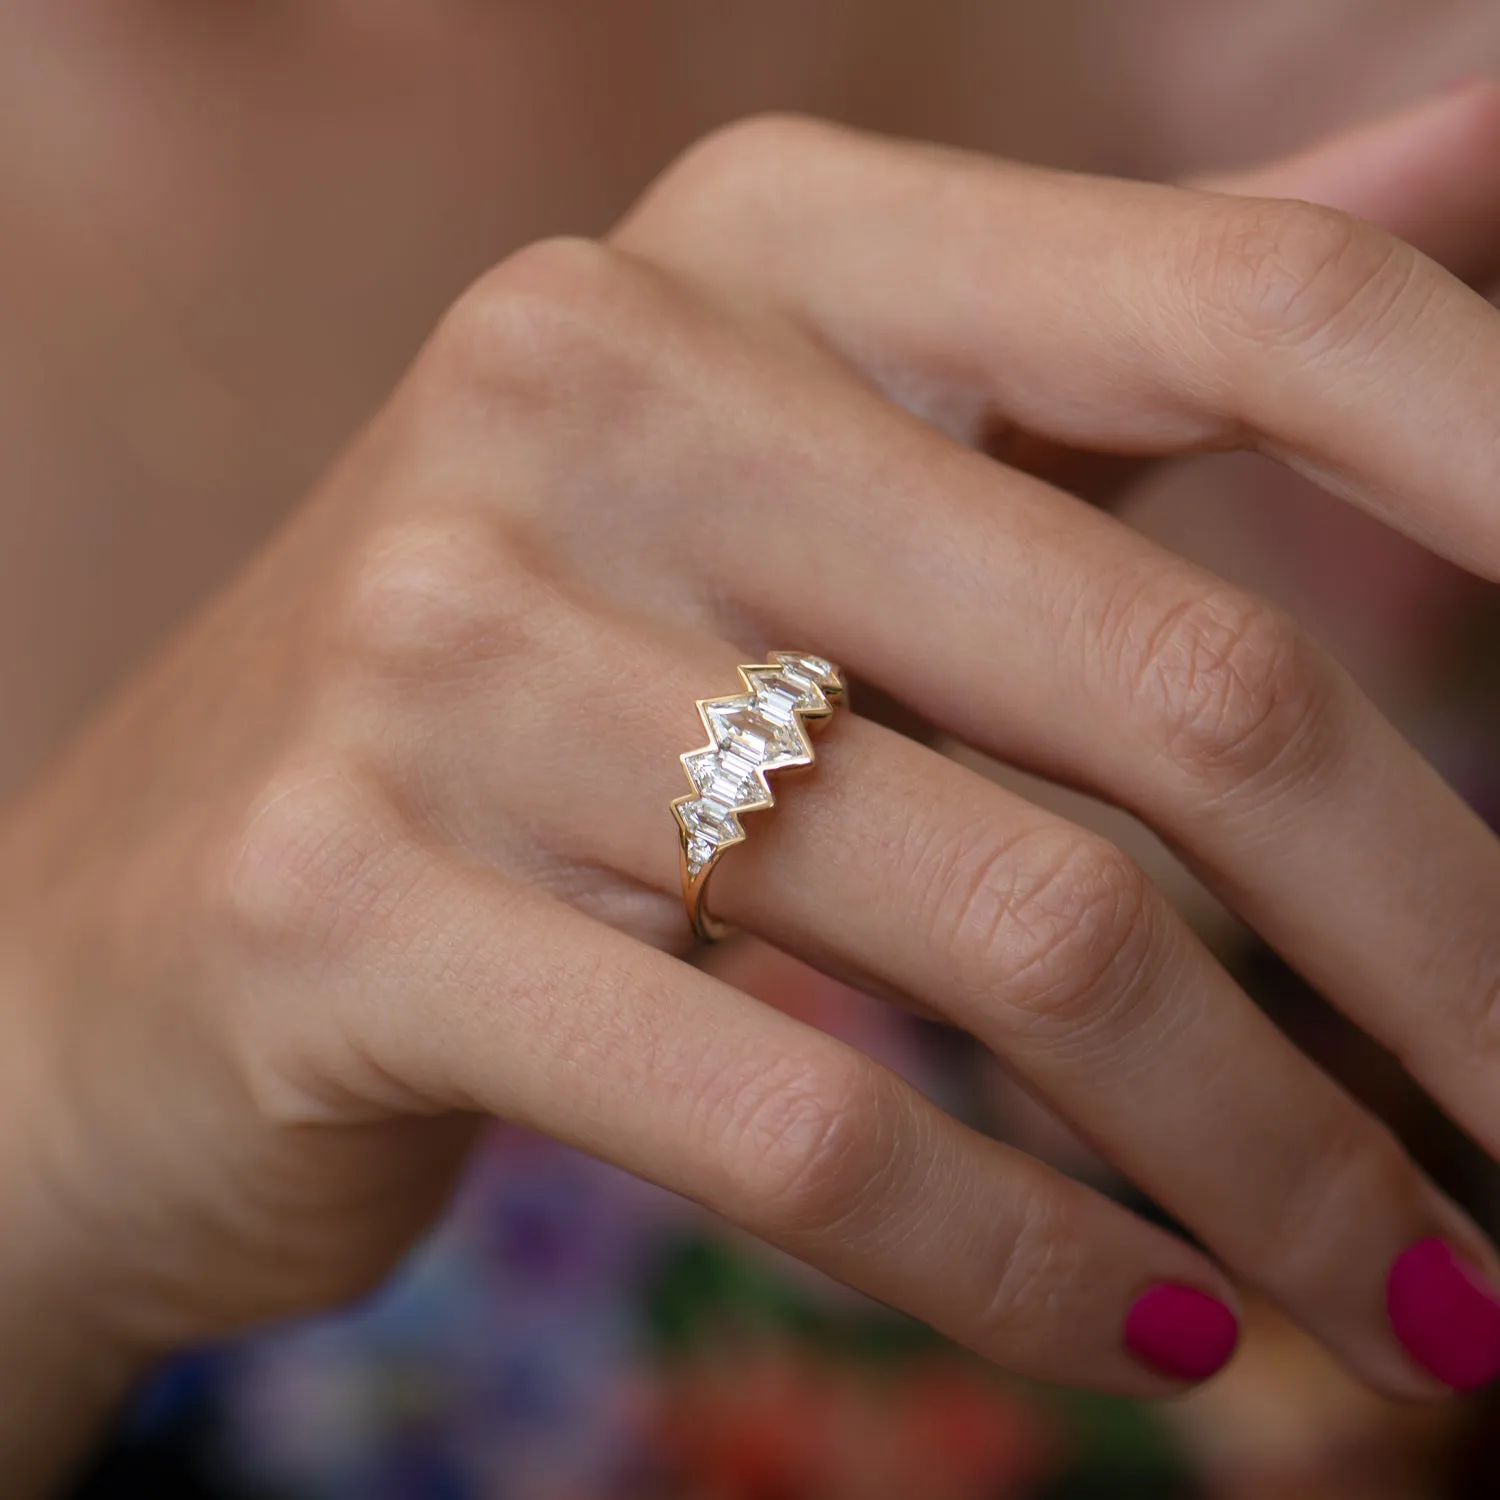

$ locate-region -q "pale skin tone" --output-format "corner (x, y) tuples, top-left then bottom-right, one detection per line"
(9, 7), (1500, 1495)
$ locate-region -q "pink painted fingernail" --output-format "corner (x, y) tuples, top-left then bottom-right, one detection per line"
(1124, 1285), (1239, 1382)
(1388, 1238), (1500, 1392)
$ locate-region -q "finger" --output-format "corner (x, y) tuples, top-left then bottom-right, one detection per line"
(1197, 81), (1500, 284)
(422, 611), (1492, 1400)
(225, 787), (1241, 1394)
(1022, 84), (1500, 504)
(717, 716), (1500, 1403)
(710, 356), (1500, 1243)
(625, 124), (1500, 1238)
(372, 242), (1500, 1392)
(614, 84), (1500, 574)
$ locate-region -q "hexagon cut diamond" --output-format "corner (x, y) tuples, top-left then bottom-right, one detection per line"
(704, 695), (812, 772)
(744, 667), (827, 724)
(773, 652), (840, 690)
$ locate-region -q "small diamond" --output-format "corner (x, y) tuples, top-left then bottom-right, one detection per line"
(774, 652), (840, 689)
(674, 794), (744, 860)
(676, 799), (735, 878)
(704, 696), (812, 771)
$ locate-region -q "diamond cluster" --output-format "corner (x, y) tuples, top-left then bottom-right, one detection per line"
(674, 653), (842, 879)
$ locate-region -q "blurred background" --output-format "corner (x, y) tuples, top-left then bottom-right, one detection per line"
(5, 3), (1500, 1496)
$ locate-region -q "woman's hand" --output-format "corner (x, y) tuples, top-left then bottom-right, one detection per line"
(9, 87), (1500, 1488)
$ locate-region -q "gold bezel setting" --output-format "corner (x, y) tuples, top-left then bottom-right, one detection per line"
(673, 652), (846, 942)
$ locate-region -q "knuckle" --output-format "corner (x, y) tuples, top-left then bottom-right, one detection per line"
(971, 1182), (1082, 1356)
(427, 236), (652, 406)
(210, 766), (397, 960)
(713, 1047), (899, 1240)
(654, 112), (843, 215)
(1190, 196), (1416, 354)
(934, 822), (1161, 1044)
(328, 518), (546, 680)
(1119, 584), (1333, 789)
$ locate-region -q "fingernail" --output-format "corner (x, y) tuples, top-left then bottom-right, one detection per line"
(1124, 1284), (1239, 1382)
(1388, 1238), (1500, 1392)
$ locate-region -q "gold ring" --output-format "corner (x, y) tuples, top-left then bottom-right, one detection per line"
(673, 652), (847, 942)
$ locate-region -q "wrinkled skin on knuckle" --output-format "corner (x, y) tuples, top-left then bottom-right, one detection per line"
(203, 766), (434, 1124)
(929, 819), (1161, 1049)
(626, 112), (847, 251)
(422, 235), (662, 418)
(1187, 195), (1418, 361)
(1115, 582), (1334, 793)
(705, 1046), (900, 1243)
(325, 517), (553, 684)
(410, 231), (738, 604)
(211, 765), (399, 965)
(969, 1180), (1084, 1362)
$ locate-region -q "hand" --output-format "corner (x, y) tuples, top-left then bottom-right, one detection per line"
(7, 85), (1500, 1488)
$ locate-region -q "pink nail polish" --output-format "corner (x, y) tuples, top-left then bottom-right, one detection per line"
(1388, 1238), (1500, 1392)
(1124, 1285), (1239, 1382)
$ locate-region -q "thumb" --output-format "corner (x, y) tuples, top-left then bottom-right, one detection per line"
(1193, 89), (1500, 671)
(1197, 80), (1500, 285)
(1008, 85), (1500, 504)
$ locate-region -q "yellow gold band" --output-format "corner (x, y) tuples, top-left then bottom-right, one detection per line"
(673, 652), (847, 942)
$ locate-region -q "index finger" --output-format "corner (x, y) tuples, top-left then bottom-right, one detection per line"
(616, 96), (1500, 575)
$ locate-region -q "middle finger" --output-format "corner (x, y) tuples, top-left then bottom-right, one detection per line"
(700, 364), (1500, 1192)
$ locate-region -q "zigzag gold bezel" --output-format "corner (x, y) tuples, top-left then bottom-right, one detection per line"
(673, 652), (847, 942)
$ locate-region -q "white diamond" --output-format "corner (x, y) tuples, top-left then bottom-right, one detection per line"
(704, 696), (811, 771)
(675, 795), (743, 847)
(745, 668), (825, 723)
(774, 652), (839, 689)
(685, 834), (717, 876)
(767, 658), (838, 717)
(675, 796), (737, 878)
(682, 747), (772, 812)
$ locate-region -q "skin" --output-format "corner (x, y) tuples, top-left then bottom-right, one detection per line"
(7, 7), (1500, 1494)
